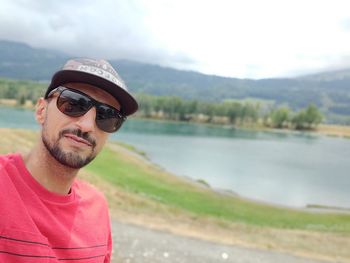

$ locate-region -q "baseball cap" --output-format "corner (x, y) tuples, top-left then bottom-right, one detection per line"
(45, 58), (138, 116)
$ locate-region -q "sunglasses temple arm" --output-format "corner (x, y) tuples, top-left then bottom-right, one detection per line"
(46, 86), (65, 98)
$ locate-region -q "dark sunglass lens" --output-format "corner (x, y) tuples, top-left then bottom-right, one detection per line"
(57, 90), (92, 117)
(96, 105), (124, 133)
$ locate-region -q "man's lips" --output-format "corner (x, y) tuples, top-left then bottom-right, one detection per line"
(64, 134), (93, 147)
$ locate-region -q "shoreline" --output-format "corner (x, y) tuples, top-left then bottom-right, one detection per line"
(1, 125), (347, 214)
(1, 101), (350, 139)
(130, 116), (350, 139)
(110, 139), (350, 214)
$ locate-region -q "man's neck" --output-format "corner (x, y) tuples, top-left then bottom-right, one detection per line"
(24, 143), (79, 195)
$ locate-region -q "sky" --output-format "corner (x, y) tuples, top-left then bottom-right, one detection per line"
(1, 0), (350, 79)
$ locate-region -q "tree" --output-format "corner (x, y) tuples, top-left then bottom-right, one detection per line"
(17, 94), (26, 106)
(270, 107), (290, 128)
(292, 104), (323, 130)
(304, 104), (323, 126)
(224, 101), (241, 124)
(292, 110), (307, 129)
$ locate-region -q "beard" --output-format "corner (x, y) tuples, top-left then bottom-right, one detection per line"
(42, 127), (97, 169)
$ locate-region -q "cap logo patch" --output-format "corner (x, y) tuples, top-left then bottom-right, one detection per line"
(77, 65), (126, 90)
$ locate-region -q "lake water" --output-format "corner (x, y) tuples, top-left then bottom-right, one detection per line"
(1, 106), (349, 209)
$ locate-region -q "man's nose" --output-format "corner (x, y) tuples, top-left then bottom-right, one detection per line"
(75, 107), (96, 132)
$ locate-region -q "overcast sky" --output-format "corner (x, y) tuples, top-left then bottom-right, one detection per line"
(1, 0), (350, 79)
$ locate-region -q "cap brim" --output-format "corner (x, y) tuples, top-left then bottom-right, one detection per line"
(45, 70), (138, 116)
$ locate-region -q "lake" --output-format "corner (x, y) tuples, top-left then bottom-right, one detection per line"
(1, 106), (349, 209)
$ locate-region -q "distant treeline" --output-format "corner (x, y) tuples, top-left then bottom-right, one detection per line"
(0, 78), (46, 105)
(0, 78), (322, 130)
(135, 94), (323, 130)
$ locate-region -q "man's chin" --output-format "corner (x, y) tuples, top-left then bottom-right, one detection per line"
(57, 149), (96, 169)
(43, 140), (95, 169)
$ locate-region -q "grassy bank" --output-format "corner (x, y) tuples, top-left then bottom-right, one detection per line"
(87, 146), (350, 232)
(1, 128), (350, 262)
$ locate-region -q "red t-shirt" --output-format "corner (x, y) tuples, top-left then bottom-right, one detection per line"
(0, 153), (112, 262)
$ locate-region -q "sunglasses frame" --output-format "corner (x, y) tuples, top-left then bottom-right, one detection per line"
(47, 86), (126, 133)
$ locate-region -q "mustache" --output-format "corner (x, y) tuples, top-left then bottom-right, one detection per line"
(59, 128), (97, 148)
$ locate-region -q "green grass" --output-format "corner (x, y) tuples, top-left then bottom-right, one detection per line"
(86, 146), (350, 233)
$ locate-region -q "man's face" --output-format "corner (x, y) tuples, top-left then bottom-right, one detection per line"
(37, 82), (121, 169)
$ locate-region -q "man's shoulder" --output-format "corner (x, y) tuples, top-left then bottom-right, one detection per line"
(0, 153), (20, 172)
(0, 153), (13, 165)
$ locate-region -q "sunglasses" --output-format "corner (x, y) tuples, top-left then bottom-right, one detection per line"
(47, 86), (126, 133)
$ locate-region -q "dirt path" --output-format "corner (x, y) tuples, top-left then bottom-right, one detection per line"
(110, 220), (330, 263)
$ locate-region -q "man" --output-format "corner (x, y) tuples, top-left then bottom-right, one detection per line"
(0, 58), (138, 262)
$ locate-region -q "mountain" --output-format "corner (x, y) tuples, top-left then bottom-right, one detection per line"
(0, 40), (350, 123)
(298, 68), (350, 81)
(0, 40), (68, 80)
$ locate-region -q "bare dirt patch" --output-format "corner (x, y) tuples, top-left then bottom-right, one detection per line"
(316, 124), (350, 138)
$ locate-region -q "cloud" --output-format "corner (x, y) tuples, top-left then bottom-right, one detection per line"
(0, 0), (194, 69)
(0, 0), (350, 78)
(340, 17), (350, 32)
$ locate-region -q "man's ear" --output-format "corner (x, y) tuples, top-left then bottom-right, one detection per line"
(35, 98), (47, 125)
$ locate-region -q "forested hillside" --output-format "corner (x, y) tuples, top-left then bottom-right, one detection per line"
(0, 40), (350, 123)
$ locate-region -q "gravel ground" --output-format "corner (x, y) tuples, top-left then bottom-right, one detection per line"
(111, 220), (329, 263)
